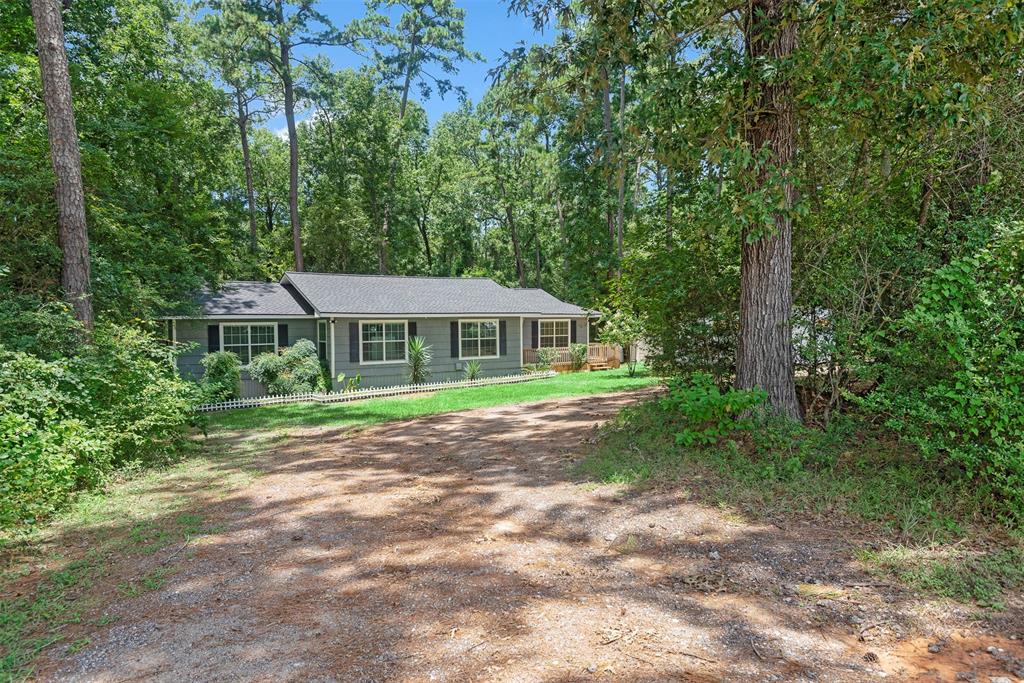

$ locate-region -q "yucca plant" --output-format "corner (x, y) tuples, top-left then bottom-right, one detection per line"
(407, 336), (432, 384)
(463, 359), (482, 380)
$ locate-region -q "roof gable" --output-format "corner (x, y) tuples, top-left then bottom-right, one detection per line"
(195, 281), (313, 317)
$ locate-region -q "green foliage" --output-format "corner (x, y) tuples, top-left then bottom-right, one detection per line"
(199, 351), (241, 402)
(1, 0), (245, 319)
(660, 372), (766, 447)
(598, 310), (643, 376)
(0, 326), (199, 528)
(535, 347), (557, 370)
(856, 224), (1024, 525)
(860, 546), (1024, 608)
(463, 359), (482, 380)
(336, 372), (363, 393)
(407, 336), (432, 384)
(568, 343), (588, 371)
(248, 339), (325, 395)
(580, 400), (998, 541)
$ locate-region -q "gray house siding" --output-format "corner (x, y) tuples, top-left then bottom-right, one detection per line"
(329, 316), (523, 389)
(174, 315), (526, 392)
(520, 316), (590, 351)
(173, 318), (318, 381)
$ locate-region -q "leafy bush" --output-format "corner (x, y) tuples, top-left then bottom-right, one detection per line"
(660, 372), (766, 446)
(599, 310), (643, 376)
(569, 343), (588, 371)
(536, 347), (557, 370)
(248, 339), (325, 395)
(199, 351), (240, 401)
(0, 326), (199, 528)
(407, 336), (432, 384)
(463, 359), (482, 380)
(856, 223), (1024, 524)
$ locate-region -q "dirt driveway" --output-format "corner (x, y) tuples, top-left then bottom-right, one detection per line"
(39, 390), (1022, 682)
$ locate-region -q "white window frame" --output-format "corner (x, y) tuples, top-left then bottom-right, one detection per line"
(358, 319), (409, 365)
(539, 319), (570, 348)
(219, 322), (278, 365)
(458, 318), (500, 360)
(316, 320), (328, 361)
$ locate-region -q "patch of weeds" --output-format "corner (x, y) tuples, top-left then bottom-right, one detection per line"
(175, 513), (205, 536)
(614, 534), (641, 554)
(858, 545), (1024, 607)
(578, 399), (998, 544)
(0, 552), (104, 679)
(0, 436), (260, 680)
(118, 566), (175, 598)
(66, 638), (90, 655)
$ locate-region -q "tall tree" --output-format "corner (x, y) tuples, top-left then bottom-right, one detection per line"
(734, 0), (801, 419)
(198, 11), (272, 257)
(211, 0), (366, 272)
(30, 0), (93, 328)
(368, 0), (479, 273)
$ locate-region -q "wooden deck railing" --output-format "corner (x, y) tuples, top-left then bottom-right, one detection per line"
(522, 343), (621, 367)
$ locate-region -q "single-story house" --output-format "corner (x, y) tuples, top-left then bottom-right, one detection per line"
(163, 272), (608, 394)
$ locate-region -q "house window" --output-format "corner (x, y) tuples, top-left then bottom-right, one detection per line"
(460, 320), (499, 359)
(222, 323), (276, 365)
(539, 319), (570, 348)
(317, 320), (328, 361)
(360, 321), (407, 364)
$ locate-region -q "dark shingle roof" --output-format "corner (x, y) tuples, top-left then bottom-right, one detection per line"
(196, 281), (314, 316)
(283, 272), (589, 316)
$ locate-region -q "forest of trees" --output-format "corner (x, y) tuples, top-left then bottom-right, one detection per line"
(2, 0), (1023, 525)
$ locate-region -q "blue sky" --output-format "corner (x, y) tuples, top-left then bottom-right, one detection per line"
(265, 1), (547, 135)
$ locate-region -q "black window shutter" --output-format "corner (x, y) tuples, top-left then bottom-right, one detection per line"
(450, 321), (459, 357)
(531, 320), (539, 349)
(277, 323), (288, 349)
(499, 320), (507, 356)
(408, 321), (417, 339)
(349, 322), (359, 362)
(571, 320), (578, 343)
(207, 325), (219, 352)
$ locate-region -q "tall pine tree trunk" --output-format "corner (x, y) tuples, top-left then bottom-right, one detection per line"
(32, 0), (93, 329)
(235, 88), (259, 256)
(277, 1), (303, 271)
(736, 0), (801, 420)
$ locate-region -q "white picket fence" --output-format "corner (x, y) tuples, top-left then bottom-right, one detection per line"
(196, 371), (557, 413)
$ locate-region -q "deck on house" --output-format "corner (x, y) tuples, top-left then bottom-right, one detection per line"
(522, 343), (621, 372)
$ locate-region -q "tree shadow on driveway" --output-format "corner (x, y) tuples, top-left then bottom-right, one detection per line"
(28, 390), (1024, 682)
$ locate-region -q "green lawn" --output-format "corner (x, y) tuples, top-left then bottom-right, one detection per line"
(206, 367), (660, 432)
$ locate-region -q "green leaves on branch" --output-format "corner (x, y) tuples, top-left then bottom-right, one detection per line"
(854, 222), (1024, 525)
(248, 339), (325, 395)
(660, 372), (766, 448)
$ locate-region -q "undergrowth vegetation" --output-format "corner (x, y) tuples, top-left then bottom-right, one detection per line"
(858, 545), (1024, 609)
(580, 369), (1024, 605)
(0, 305), (200, 531)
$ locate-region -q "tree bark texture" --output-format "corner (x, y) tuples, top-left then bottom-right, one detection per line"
(736, 0), (801, 421)
(31, 0), (94, 328)
(276, 0), (303, 271)
(235, 88), (259, 255)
